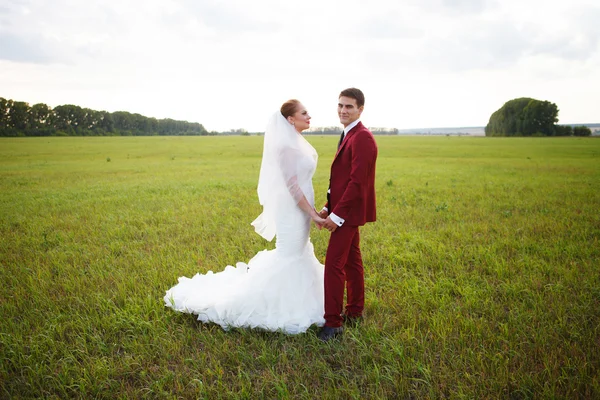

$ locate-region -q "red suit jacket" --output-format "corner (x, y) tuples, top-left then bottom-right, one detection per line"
(326, 122), (377, 226)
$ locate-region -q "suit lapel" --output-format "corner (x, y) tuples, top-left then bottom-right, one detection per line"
(334, 122), (362, 161)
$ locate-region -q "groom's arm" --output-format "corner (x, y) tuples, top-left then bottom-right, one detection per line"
(321, 194), (344, 226)
(328, 212), (345, 226)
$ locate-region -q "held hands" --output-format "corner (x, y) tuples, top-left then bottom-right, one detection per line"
(322, 216), (339, 233)
(314, 208), (338, 232)
(311, 214), (326, 229)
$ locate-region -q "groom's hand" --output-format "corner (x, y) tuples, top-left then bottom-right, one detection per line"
(318, 209), (328, 219)
(323, 217), (338, 233)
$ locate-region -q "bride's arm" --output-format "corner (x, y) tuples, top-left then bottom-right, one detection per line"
(292, 180), (321, 221)
(278, 148), (324, 225)
(299, 197), (320, 219)
(292, 181), (325, 227)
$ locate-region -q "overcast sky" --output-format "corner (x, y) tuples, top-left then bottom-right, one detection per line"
(1, 0), (598, 132)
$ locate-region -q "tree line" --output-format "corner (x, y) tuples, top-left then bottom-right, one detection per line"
(0, 97), (209, 137)
(485, 98), (592, 137)
(305, 127), (399, 135)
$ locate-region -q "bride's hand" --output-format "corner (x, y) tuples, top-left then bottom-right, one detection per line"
(311, 215), (326, 229)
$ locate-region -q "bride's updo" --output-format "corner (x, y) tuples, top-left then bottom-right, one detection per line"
(280, 99), (300, 119)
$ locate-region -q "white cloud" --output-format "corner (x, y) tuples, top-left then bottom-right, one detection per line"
(1, 0), (598, 131)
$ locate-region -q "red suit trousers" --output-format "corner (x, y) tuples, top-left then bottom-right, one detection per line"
(324, 224), (364, 327)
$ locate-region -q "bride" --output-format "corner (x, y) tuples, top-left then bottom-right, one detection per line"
(164, 100), (326, 334)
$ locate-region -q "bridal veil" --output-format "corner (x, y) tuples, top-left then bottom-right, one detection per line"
(251, 111), (317, 241)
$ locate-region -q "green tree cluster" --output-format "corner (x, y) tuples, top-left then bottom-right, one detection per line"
(0, 97), (208, 137)
(485, 98), (559, 136)
(485, 98), (593, 137)
(573, 126), (592, 136)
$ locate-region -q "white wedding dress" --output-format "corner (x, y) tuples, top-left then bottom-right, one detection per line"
(164, 112), (325, 334)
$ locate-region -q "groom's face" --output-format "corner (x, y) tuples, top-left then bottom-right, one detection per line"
(338, 96), (363, 127)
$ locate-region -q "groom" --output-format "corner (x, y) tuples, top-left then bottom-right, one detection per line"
(318, 88), (378, 342)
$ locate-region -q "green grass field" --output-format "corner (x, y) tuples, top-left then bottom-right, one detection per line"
(1, 136), (599, 399)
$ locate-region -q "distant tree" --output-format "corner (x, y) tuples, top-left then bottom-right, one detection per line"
(97, 111), (114, 134)
(368, 127), (399, 135)
(157, 118), (177, 135)
(79, 108), (101, 134)
(520, 100), (558, 136)
(30, 103), (51, 128)
(29, 103), (54, 136)
(8, 101), (31, 131)
(485, 97), (559, 137)
(52, 105), (84, 135)
(554, 125), (573, 136)
(0, 97), (10, 129)
(305, 126), (342, 135)
(147, 117), (159, 135)
(111, 111), (133, 132)
(573, 126), (592, 137)
(130, 113), (150, 135)
(0, 98), (19, 136)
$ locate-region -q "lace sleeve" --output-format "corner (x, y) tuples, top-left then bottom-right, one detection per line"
(278, 146), (305, 204)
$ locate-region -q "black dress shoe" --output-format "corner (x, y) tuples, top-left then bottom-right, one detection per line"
(342, 314), (363, 326)
(318, 326), (343, 342)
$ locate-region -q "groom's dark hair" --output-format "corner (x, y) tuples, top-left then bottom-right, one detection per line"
(340, 88), (365, 108)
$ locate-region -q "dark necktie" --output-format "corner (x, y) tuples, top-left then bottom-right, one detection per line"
(337, 130), (345, 149)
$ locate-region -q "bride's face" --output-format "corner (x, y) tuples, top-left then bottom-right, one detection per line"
(290, 104), (311, 133)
